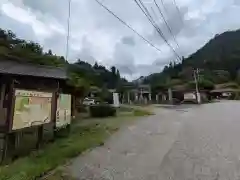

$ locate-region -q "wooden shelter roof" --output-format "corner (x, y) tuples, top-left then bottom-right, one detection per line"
(0, 60), (67, 80)
(210, 88), (240, 93)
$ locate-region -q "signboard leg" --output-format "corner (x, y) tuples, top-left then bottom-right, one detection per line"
(36, 126), (43, 149)
(66, 124), (71, 135)
(1, 133), (8, 163)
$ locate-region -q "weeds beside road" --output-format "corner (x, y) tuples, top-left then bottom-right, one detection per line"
(0, 107), (153, 180)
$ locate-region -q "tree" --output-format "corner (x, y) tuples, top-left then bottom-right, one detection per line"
(0, 27), (128, 92)
(116, 70), (120, 79)
(111, 66), (116, 75)
(144, 29), (240, 87)
(100, 85), (112, 103)
(67, 73), (90, 99)
(187, 79), (214, 90)
(24, 41), (43, 54)
(237, 70), (240, 85)
(47, 50), (53, 55)
(93, 62), (99, 69)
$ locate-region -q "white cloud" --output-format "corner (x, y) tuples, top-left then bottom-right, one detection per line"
(0, 0), (240, 79)
(1, 1), (66, 42)
(1, 2), (50, 39)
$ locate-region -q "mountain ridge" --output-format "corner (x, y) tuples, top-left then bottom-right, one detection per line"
(142, 29), (240, 90)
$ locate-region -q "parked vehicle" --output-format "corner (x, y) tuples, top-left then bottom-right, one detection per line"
(83, 98), (95, 106)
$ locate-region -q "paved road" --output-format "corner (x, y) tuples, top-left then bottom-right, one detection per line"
(68, 101), (240, 180)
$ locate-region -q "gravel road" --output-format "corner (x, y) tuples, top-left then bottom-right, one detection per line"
(67, 101), (240, 180)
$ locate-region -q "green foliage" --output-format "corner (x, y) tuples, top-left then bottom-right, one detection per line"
(133, 109), (154, 116)
(0, 115), (138, 180)
(187, 79), (214, 90)
(199, 79), (214, 90)
(144, 29), (240, 89)
(67, 73), (90, 98)
(89, 104), (116, 118)
(166, 78), (183, 87)
(0, 28), (126, 92)
(100, 87), (113, 104)
(0, 126), (108, 180)
(236, 70), (240, 85)
(216, 82), (239, 89)
(68, 60), (126, 90)
(229, 92), (240, 100)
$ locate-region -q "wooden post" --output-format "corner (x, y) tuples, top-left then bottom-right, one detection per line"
(156, 94), (159, 104)
(52, 91), (58, 139)
(127, 91), (130, 104)
(2, 78), (14, 162)
(36, 126), (43, 149)
(168, 88), (173, 104)
(14, 132), (20, 152)
(0, 84), (6, 109)
(71, 95), (76, 118)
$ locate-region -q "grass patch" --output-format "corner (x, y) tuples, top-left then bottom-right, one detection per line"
(41, 169), (76, 180)
(118, 106), (134, 112)
(0, 106), (153, 180)
(0, 125), (109, 180)
(133, 108), (154, 116)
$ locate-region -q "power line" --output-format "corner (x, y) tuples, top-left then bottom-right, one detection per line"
(133, 0), (181, 61)
(172, 0), (184, 24)
(93, 0), (162, 53)
(153, 0), (180, 48)
(159, 0), (168, 15)
(65, 0), (72, 61)
(135, 0), (180, 59)
(150, 6), (180, 62)
(134, 0), (167, 42)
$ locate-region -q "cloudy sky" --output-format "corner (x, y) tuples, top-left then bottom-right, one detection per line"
(0, 0), (240, 80)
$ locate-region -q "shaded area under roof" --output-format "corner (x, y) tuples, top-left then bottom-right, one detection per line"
(214, 82), (239, 89)
(210, 88), (240, 93)
(0, 60), (67, 80)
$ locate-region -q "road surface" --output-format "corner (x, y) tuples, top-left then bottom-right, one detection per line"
(67, 101), (240, 180)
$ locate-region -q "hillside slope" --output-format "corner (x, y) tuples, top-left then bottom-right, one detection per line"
(144, 29), (240, 89)
(0, 28), (127, 90)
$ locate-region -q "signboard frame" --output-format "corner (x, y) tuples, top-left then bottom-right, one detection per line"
(9, 88), (54, 132)
(55, 93), (72, 129)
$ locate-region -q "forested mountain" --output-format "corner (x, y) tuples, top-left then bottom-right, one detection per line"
(3, 27), (240, 95)
(143, 29), (240, 91)
(0, 28), (127, 92)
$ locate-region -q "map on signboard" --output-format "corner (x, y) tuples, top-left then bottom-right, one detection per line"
(56, 94), (71, 128)
(12, 90), (52, 130)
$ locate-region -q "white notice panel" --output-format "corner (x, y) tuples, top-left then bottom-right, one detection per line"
(184, 92), (196, 100)
(113, 93), (120, 107)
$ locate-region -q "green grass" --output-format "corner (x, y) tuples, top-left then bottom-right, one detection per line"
(133, 109), (154, 116)
(0, 107), (154, 180)
(41, 169), (76, 180)
(0, 125), (109, 180)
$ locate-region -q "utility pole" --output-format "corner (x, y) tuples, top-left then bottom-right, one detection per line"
(194, 68), (201, 104)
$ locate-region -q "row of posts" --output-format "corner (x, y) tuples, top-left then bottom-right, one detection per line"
(124, 88), (201, 104)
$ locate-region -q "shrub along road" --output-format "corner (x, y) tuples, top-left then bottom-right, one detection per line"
(0, 107), (151, 180)
(66, 101), (240, 180)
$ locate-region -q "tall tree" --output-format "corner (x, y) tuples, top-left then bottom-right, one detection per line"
(111, 66), (116, 75)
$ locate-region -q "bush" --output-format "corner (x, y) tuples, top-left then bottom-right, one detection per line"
(229, 92), (240, 100)
(133, 109), (153, 116)
(77, 105), (88, 113)
(90, 104), (116, 118)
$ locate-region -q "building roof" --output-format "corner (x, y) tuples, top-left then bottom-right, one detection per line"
(210, 88), (240, 93)
(0, 60), (67, 80)
(214, 82), (239, 89)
